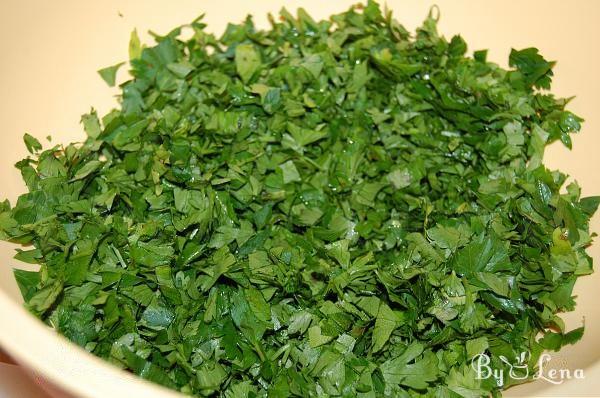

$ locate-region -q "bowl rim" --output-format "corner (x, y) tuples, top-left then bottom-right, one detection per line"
(0, 289), (183, 398)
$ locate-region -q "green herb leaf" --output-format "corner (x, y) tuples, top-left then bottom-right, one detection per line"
(128, 28), (142, 60)
(23, 133), (42, 154)
(97, 62), (124, 87)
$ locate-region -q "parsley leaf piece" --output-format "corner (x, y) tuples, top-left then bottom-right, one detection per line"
(97, 62), (124, 87)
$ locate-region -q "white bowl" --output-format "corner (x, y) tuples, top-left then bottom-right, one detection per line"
(1, 1), (599, 397)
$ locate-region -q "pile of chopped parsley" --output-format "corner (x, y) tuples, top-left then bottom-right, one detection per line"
(1, 2), (597, 396)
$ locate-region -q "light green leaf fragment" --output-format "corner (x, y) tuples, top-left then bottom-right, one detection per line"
(167, 61), (195, 78)
(372, 302), (398, 352)
(287, 122), (328, 147)
(326, 239), (350, 268)
(380, 343), (439, 389)
(348, 61), (369, 93)
(72, 160), (103, 181)
(354, 182), (386, 207)
(129, 29), (142, 60)
(466, 336), (489, 359)
(225, 381), (257, 398)
(300, 54), (323, 79)
(196, 361), (227, 391)
(27, 279), (63, 313)
(357, 296), (381, 317)
(288, 310), (313, 335)
(81, 110), (102, 138)
(279, 160), (301, 184)
(235, 43), (261, 83)
(387, 168), (411, 189)
(308, 325), (333, 348)
(97, 62), (124, 87)
(23, 133), (42, 154)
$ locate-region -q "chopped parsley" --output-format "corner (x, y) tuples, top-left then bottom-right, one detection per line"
(1, 2), (597, 396)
